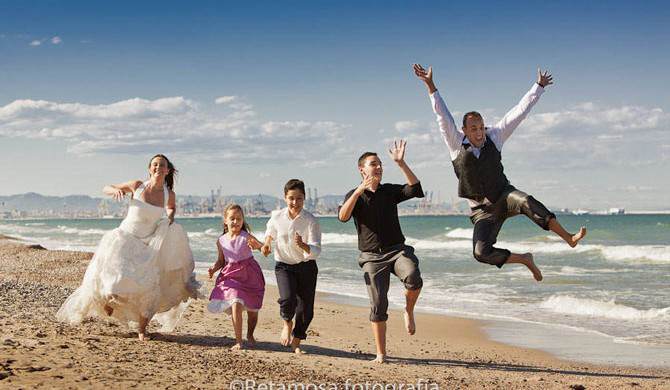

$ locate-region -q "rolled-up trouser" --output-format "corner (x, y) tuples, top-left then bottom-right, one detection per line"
(359, 245), (423, 322)
(275, 260), (318, 340)
(470, 187), (556, 268)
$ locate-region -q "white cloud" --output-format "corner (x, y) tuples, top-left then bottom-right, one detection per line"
(394, 120), (421, 132)
(215, 96), (237, 105)
(519, 103), (668, 134)
(29, 40), (42, 46)
(0, 95), (350, 165)
(50, 36), (62, 45)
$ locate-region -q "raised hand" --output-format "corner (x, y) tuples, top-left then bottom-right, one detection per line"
(413, 64), (432, 83)
(413, 64), (437, 94)
(537, 68), (554, 88)
(388, 139), (407, 164)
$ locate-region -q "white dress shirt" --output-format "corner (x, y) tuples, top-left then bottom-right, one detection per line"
(430, 83), (545, 160)
(265, 207), (322, 265)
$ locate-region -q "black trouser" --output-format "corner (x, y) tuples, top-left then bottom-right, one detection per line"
(359, 245), (423, 322)
(274, 260), (318, 340)
(470, 187), (556, 268)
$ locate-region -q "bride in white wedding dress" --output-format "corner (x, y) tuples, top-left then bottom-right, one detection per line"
(57, 154), (200, 340)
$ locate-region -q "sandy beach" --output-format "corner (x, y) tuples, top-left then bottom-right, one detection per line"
(1, 235), (668, 389)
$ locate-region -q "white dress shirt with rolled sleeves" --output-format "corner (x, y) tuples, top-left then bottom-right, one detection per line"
(265, 207), (322, 265)
(429, 82), (545, 160)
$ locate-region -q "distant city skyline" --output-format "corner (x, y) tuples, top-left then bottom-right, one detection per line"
(1, 1), (668, 210)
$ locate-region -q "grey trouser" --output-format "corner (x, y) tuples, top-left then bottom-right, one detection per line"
(358, 245), (423, 322)
(470, 188), (556, 268)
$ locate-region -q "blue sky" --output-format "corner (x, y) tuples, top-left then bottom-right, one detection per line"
(1, 1), (669, 210)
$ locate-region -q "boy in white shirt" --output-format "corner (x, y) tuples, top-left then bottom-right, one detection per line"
(262, 179), (322, 354)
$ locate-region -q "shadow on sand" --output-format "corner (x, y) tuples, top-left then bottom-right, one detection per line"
(150, 332), (667, 381)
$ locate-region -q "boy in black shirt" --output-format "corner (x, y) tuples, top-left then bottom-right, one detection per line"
(339, 140), (424, 363)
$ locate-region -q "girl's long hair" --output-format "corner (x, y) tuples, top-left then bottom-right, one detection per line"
(149, 154), (178, 190)
(222, 203), (250, 235)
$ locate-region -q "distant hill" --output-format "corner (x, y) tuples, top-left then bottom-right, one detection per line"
(0, 192), (105, 212)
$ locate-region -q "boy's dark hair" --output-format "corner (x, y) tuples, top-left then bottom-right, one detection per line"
(462, 111), (483, 127)
(284, 179), (306, 196)
(357, 152), (378, 167)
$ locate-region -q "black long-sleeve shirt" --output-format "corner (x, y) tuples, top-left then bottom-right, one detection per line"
(342, 182), (424, 253)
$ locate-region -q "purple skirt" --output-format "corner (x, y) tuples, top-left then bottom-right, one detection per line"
(208, 256), (265, 313)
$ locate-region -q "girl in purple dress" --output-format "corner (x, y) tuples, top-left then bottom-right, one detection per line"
(208, 204), (266, 350)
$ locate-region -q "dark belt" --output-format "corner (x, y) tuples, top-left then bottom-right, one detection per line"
(366, 243), (404, 254)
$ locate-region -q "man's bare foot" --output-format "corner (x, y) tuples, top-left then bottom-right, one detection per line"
(103, 304), (113, 316)
(280, 321), (293, 347)
(522, 253), (543, 281)
(230, 342), (244, 351)
(290, 337), (305, 354)
(568, 227), (587, 248)
(371, 354), (386, 364)
(403, 310), (416, 335)
(246, 334), (256, 347)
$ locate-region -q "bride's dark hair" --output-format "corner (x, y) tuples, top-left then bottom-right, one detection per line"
(148, 154), (178, 190)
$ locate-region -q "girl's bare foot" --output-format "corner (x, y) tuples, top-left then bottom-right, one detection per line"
(569, 227), (587, 248)
(371, 354), (386, 364)
(230, 342), (244, 351)
(246, 334), (256, 347)
(138, 332), (149, 341)
(403, 310), (416, 335)
(280, 321), (293, 346)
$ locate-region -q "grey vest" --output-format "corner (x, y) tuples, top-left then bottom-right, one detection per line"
(451, 135), (510, 202)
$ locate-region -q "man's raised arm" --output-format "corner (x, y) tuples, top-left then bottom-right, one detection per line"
(493, 68), (553, 146)
(413, 64), (462, 159)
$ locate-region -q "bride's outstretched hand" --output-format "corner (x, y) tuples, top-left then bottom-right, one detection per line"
(111, 188), (125, 202)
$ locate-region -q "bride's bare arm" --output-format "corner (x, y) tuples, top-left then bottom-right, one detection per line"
(166, 190), (176, 224)
(103, 180), (142, 202)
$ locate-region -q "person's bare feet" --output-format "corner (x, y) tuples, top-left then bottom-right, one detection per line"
(280, 321), (293, 347)
(371, 354), (386, 364)
(568, 227), (587, 248)
(230, 342), (244, 351)
(103, 304), (113, 316)
(138, 332), (149, 341)
(522, 253), (543, 281)
(403, 310), (416, 335)
(246, 334), (256, 347)
(290, 337), (305, 354)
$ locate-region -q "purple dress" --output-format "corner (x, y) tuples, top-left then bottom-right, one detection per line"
(208, 231), (265, 314)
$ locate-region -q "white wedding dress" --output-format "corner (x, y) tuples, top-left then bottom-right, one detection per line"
(57, 182), (200, 331)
